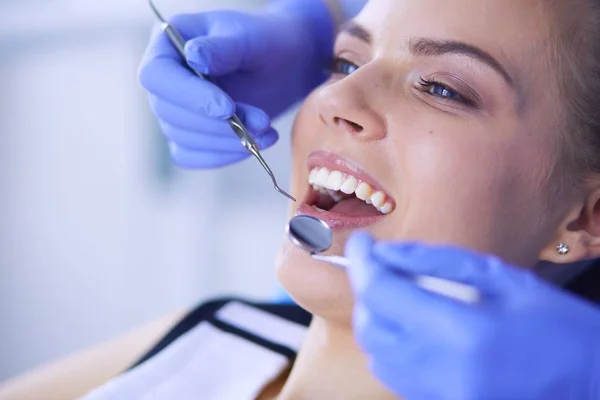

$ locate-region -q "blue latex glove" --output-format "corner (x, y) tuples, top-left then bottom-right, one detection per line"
(346, 233), (600, 400)
(138, 0), (335, 168)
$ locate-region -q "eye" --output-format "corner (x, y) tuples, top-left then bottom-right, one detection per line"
(330, 57), (360, 75)
(418, 77), (466, 102)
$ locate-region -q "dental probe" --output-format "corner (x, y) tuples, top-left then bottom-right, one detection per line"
(148, 0), (296, 202)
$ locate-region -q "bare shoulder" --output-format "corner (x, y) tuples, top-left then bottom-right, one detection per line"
(0, 309), (186, 400)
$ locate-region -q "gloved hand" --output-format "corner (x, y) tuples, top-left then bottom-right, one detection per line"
(346, 233), (600, 400)
(138, 0), (335, 168)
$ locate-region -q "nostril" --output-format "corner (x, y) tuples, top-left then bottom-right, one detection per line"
(348, 121), (363, 132)
(335, 117), (364, 133)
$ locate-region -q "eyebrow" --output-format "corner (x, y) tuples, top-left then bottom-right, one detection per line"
(339, 21), (372, 43)
(338, 21), (514, 88)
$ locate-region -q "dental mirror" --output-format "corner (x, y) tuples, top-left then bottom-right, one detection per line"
(287, 215), (352, 267)
(286, 215), (481, 304)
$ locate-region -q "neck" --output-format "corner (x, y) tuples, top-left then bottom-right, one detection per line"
(278, 316), (398, 400)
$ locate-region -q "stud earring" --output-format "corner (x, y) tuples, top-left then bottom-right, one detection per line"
(556, 243), (570, 255)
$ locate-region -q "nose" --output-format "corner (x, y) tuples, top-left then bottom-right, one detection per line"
(314, 76), (387, 141)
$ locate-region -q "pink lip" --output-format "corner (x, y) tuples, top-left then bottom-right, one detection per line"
(299, 150), (394, 231)
(306, 150), (390, 194)
(296, 204), (386, 230)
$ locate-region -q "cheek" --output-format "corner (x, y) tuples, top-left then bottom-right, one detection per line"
(394, 139), (503, 241)
(398, 119), (508, 193)
(405, 133), (505, 194)
(386, 120), (550, 261)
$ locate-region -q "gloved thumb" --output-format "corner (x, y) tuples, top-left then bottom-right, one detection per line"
(345, 232), (376, 293)
(345, 232), (375, 263)
(185, 35), (247, 77)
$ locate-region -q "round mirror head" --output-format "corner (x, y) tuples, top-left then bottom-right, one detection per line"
(287, 215), (333, 254)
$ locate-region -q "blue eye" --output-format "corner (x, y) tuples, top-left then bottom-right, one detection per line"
(429, 85), (462, 101)
(417, 77), (474, 106)
(331, 57), (359, 75)
(418, 78), (465, 102)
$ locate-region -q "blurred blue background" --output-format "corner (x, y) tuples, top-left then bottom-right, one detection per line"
(0, 0), (296, 381)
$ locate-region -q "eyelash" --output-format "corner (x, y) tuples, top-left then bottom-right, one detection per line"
(330, 57), (475, 107)
(417, 77), (474, 107)
(329, 57), (360, 75)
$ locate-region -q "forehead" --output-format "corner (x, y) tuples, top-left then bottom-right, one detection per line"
(357, 0), (556, 64)
(360, 0), (555, 34)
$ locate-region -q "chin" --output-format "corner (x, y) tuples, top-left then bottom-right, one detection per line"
(276, 239), (355, 325)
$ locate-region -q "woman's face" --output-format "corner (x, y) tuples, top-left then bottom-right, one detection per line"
(277, 0), (570, 321)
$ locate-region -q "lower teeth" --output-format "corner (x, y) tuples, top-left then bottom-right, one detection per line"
(312, 205), (327, 212)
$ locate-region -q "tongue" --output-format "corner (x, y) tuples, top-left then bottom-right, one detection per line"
(329, 197), (381, 217)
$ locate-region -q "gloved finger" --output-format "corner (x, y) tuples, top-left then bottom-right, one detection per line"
(149, 97), (272, 136)
(353, 302), (410, 353)
(185, 35), (248, 77)
(370, 361), (423, 400)
(141, 13), (211, 62)
(372, 242), (520, 293)
(168, 143), (250, 169)
(345, 232), (415, 300)
(167, 13), (210, 37)
(346, 234), (478, 336)
(363, 265), (478, 337)
(371, 356), (445, 400)
(344, 231), (377, 294)
(139, 51), (234, 119)
(161, 122), (279, 152)
(140, 24), (182, 69)
(184, 15), (267, 76)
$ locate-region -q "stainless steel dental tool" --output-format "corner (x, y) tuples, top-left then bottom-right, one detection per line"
(287, 215), (481, 304)
(148, 0), (296, 202)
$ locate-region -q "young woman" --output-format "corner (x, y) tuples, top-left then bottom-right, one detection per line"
(2, 0), (600, 399)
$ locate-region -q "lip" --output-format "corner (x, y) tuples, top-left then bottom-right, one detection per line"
(298, 150), (393, 231)
(306, 150), (390, 194)
(296, 204), (386, 230)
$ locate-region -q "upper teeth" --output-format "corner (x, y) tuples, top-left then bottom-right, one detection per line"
(308, 167), (393, 215)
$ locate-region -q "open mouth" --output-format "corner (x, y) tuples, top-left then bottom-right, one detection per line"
(296, 152), (395, 230)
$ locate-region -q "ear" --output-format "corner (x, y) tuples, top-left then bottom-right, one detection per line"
(539, 188), (600, 263)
